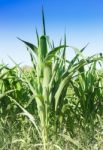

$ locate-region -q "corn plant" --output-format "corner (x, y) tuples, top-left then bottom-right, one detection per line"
(70, 61), (103, 131)
(0, 64), (32, 124)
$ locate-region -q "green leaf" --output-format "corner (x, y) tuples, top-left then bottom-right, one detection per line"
(67, 44), (89, 71)
(70, 43), (89, 60)
(62, 33), (66, 59)
(45, 45), (67, 63)
(38, 35), (48, 60)
(8, 96), (41, 137)
(36, 28), (39, 46)
(42, 6), (46, 35)
(27, 48), (37, 69)
(17, 37), (38, 55)
(0, 90), (16, 99)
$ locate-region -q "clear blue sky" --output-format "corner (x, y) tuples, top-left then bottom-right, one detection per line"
(0, 0), (103, 65)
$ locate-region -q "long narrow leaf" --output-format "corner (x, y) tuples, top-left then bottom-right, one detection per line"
(17, 37), (38, 55)
(45, 45), (67, 62)
(8, 96), (41, 137)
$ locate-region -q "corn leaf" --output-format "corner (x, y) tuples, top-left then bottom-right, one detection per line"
(17, 37), (38, 56)
(45, 45), (67, 62)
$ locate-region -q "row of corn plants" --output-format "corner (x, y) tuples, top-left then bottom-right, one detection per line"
(0, 8), (103, 150)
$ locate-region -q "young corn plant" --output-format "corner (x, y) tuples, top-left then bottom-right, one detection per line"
(0, 65), (17, 120)
(16, 9), (68, 149)
(74, 62), (102, 118)
(69, 60), (103, 146)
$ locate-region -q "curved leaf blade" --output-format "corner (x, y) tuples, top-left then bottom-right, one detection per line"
(45, 45), (68, 62)
(17, 37), (38, 56)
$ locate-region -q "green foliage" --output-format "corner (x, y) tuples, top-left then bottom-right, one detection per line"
(0, 8), (103, 150)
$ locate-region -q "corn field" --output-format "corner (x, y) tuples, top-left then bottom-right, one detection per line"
(0, 9), (103, 150)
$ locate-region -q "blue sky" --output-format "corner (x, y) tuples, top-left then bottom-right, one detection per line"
(0, 0), (103, 66)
